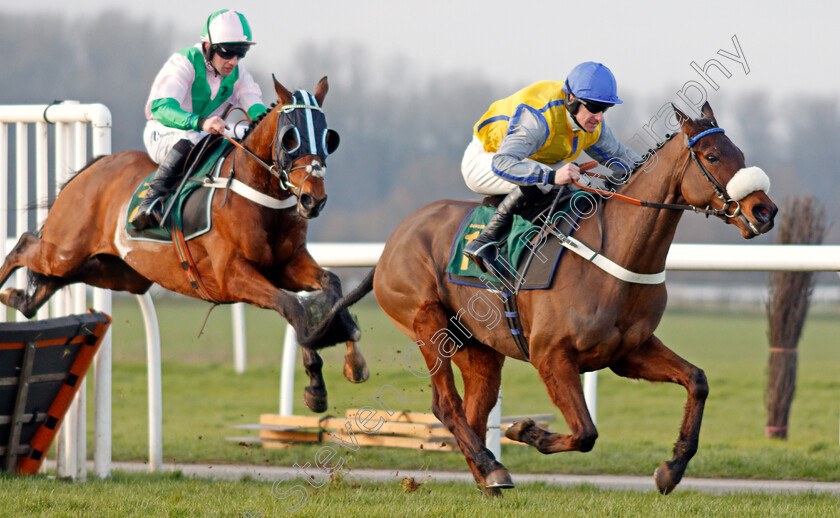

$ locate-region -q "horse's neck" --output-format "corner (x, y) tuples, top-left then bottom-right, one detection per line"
(596, 140), (687, 274)
(234, 115), (277, 193)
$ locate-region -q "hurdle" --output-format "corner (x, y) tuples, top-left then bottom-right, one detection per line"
(0, 312), (111, 475)
(0, 102), (162, 479)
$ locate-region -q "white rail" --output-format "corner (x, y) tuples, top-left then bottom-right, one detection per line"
(274, 242), (840, 460)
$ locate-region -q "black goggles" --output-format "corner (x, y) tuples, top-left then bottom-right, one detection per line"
(214, 44), (249, 60)
(577, 98), (613, 114)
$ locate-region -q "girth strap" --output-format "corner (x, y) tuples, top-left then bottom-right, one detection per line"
(170, 216), (218, 303)
(501, 291), (530, 362)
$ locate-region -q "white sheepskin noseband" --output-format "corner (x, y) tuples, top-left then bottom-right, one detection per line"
(726, 167), (770, 201)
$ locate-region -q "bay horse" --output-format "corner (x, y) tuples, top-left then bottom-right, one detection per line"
(370, 103), (777, 494)
(0, 77), (369, 413)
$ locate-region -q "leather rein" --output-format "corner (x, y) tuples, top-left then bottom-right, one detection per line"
(220, 106), (324, 209)
(572, 128), (741, 218)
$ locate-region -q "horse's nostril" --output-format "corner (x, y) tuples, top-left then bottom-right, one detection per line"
(300, 194), (315, 210)
(753, 204), (776, 224)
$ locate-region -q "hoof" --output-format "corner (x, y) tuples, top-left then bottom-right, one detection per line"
(484, 468), (514, 489)
(653, 461), (680, 495)
(343, 354), (370, 383)
(303, 387), (328, 413)
(0, 287), (21, 307)
(504, 418), (535, 443)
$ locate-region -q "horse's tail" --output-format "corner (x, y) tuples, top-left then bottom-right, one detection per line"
(336, 266), (376, 311)
(300, 266), (376, 347)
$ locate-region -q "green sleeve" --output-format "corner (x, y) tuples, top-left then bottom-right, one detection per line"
(150, 98), (202, 131)
(247, 103), (268, 120)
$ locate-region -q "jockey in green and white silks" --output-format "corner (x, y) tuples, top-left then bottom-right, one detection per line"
(461, 62), (643, 274)
(133, 9), (267, 230)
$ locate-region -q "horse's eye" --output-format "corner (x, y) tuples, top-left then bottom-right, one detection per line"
(705, 154), (718, 163)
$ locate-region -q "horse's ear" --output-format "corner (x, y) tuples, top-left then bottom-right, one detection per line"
(314, 76), (329, 107)
(700, 101), (717, 123)
(272, 74), (293, 105)
(671, 103), (693, 129)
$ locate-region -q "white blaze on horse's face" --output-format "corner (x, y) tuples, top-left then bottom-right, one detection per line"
(726, 167), (771, 201)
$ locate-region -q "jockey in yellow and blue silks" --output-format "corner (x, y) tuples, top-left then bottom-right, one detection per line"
(461, 61), (642, 272)
(132, 9), (267, 230)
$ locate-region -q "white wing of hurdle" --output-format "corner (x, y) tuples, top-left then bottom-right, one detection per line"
(0, 102), (162, 479)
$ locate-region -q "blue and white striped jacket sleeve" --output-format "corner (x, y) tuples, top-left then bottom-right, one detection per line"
(490, 107), (556, 186)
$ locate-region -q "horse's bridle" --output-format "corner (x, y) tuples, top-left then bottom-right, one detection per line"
(573, 127), (742, 218)
(220, 104), (329, 210)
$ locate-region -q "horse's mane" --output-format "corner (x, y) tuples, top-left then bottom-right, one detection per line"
(240, 100), (280, 141)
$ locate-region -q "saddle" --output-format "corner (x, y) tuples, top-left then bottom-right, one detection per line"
(447, 187), (592, 291)
(125, 136), (234, 242)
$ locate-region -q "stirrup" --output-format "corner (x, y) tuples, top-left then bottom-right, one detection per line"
(464, 240), (499, 273)
(131, 198), (163, 230)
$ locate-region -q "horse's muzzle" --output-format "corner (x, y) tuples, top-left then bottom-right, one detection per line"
(299, 193), (328, 219)
(741, 203), (777, 237)
(751, 203), (777, 233)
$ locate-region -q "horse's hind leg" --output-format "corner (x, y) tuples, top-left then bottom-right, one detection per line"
(451, 341), (510, 493)
(0, 233), (67, 318)
(0, 232), (39, 286)
(609, 335), (707, 495)
(414, 301), (510, 490)
(0, 272), (69, 318)
(505, 348), (598, 454)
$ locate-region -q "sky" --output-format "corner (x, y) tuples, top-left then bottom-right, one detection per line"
(6, 0), (840, 105)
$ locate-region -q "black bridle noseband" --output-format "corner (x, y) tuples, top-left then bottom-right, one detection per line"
(221, 90), (339, 211)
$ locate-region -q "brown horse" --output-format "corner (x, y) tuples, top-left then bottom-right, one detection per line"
(0, 77), (369, 412)
(370, 103), (777, 494)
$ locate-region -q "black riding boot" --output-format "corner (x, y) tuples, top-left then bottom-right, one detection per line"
(463, 186), (530, 273)
(131, 139), (192, 230)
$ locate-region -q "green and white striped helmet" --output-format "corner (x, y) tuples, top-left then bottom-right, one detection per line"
(200, 9), (255, 45)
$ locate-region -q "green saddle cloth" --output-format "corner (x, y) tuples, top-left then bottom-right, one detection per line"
(446, 206), (539, 285)
(125, 141), (231, 241)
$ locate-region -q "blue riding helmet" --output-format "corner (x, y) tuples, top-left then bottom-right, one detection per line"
(562, 62), (623, 104)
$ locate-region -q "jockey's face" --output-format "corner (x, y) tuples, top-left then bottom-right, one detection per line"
(571, 95), (604, 133)
(205, 43), (240, 77)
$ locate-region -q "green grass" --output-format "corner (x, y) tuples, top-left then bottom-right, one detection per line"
(2, 471), (839, 518)
(77, 295), (840, 483)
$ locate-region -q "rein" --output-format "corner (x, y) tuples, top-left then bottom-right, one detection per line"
(219, 102), (326, 208)
(571, 127), (741, 218)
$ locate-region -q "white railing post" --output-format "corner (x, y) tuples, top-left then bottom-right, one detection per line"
(137, 292), (163, 472)
(232, 303), (247, 373)
(0, 122), (6, 323)
(92, 289), (112, 478)
(486, 394), (502, 460)
(584, 372), (598, 425)
(280, 326), (298, 416)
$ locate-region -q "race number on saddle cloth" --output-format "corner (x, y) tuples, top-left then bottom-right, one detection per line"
(446, 191), (591, 289)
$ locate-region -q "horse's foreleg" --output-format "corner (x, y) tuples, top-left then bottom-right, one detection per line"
(281, 251), (368, 381)
(451, 342), (510, 493)
(223, 259), (336, 412)
(609, 335), (708, 495)
(414, 301), (511, 490)
(506, 348), (598, 454)
(301, 346), (327, 413)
